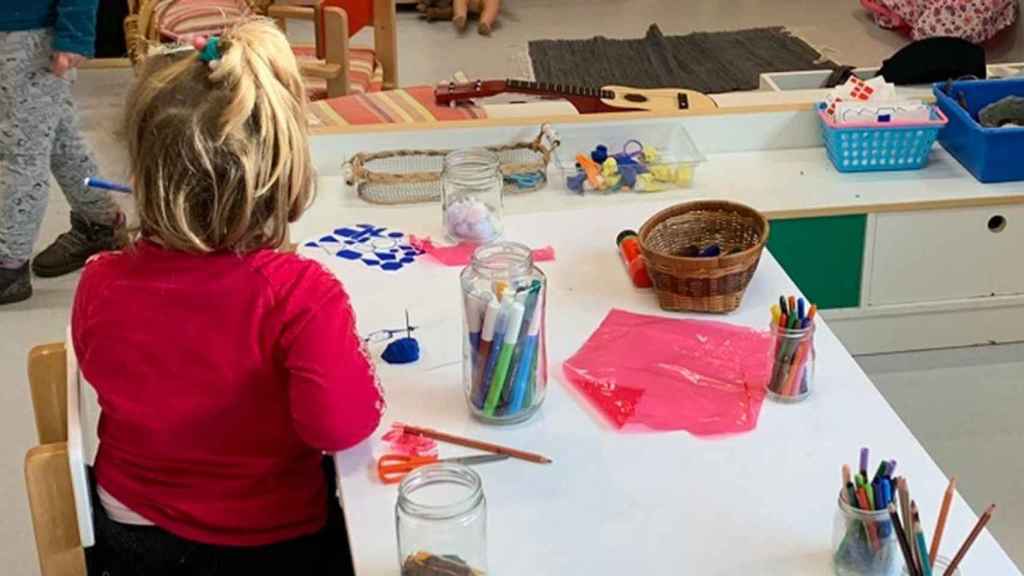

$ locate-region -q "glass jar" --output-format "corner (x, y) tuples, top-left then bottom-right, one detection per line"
(832, 494), (900, 576)
(442, 148), (504, 244)
(902, 556), (961, 575)
(396, 463), (487, 576)
(767, 322), (815, 402)
(461, 242), (547, 424)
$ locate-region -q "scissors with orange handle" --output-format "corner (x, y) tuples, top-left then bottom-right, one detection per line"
(377, 453), (509, 484)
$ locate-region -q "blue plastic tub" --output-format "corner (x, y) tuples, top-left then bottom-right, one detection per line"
(933, 78), (1024, 183)
(817, 103), (947, 173)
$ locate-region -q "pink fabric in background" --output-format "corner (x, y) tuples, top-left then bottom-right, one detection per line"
(382, 424), (438, 457)
(562, 309), (773, 435)
(409, 235), (555, 267)
(862, 0), (1016, 43)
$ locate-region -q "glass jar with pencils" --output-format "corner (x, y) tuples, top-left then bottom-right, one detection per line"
(461, 241), (547, 425)
(396, 463), (488, 576)
(767, 321), (815, 402)
(833, 494), (901, 576)
(442, 148), (504, 244)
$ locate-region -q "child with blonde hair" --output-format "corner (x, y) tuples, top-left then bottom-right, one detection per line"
(72, 20), (383, 574)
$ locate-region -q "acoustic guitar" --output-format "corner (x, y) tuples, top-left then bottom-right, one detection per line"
(434, 79), (718, 114)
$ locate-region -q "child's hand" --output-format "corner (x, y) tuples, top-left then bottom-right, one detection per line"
(51, 52), (86, 78)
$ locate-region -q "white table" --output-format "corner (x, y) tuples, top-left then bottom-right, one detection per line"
(293, 199), (1019, 575)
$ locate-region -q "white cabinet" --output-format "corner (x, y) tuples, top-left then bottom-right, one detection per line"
(868, 205), (1024, 306)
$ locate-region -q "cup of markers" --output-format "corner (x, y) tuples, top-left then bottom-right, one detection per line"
(461, 242), (547, 425)
(833, 449), (902, 576)
(767, 295), (815, 402)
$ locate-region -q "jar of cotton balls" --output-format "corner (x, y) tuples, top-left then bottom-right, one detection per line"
(442, 148), (504, 244)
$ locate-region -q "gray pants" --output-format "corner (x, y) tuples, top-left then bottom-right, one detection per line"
(0, 29), (117, 264)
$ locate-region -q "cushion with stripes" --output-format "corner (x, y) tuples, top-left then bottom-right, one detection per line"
(155, 0), (253, 40)
(292, 45), (383, 100)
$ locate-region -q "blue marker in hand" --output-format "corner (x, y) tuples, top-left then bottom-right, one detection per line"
(84, 177), (132, 194)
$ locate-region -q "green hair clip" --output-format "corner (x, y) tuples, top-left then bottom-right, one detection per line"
(198, 36), (221, 63)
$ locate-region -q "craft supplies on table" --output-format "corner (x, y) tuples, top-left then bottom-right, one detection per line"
(637, 200), (768, 313)
(303, 224), (425, 273)
(562, 309), (773, 434)
(461, 242), (548, 425)
(392, 423), (553, 465)
(345, 125), (558, 205)
(767, 295), (816, 402)
(378, 453), (508, 484)
(615, 230), (652, 288)
(934, 78), (1024, 183)
(442, 149), (504, 243)
(555, 122), (704, 194)
(817, 102), (947, 173)
(396, 464), (488, 576)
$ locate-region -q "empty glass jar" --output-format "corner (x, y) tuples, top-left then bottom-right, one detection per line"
(442, 148), (504, 244)
(461, 242), (547, 425)
(396, 463), (488, 576)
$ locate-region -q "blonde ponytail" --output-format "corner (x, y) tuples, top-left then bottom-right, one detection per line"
(125, 19), (314, 254)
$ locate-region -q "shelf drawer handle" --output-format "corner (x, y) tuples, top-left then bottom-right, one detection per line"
(988, 215), (1007, 233)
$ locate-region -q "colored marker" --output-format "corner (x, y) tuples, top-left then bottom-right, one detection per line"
(797, 297), (806, 320)
(84, 177), (131, 193)
(472, 299), (502, 408)
(507, 293), (543, 415)
(779, 295), (788, 317)
(466, 291), (490, 350)
(502, 282), (542, 407)
(860, 447), (870, 480)
(483, 303), (525, 416)
(770, 304), (781, 326)
(480, 296), (513, 406)
(788, 295), (796, 316)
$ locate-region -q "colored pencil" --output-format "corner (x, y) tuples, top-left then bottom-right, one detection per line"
(891, 504), (921, 576)
(397, 424), (553, 464)
(930, 477), (955, 569)
(913, 501), (932, 576)
(943, 504), (995, 576)
(899, 477), (919, 570)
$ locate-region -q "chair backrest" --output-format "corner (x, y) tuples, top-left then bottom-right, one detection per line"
(26, 338), (96, 550)
(25, 443), (87, 576)
(28, 343), (69, 445)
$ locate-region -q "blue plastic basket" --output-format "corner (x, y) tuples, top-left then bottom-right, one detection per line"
(933, 78), (1024, 183)
(817, 103), (947, 173)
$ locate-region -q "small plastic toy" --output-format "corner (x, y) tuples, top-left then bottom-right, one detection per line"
(566, 140), (694, 194)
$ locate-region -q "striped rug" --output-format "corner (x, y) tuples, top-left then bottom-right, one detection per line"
(308, 85), (487, 127)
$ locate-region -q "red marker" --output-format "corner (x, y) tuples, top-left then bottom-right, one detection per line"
(616, 230), (652, 288)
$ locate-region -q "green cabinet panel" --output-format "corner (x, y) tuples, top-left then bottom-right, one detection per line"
(766, 215), (866, 310)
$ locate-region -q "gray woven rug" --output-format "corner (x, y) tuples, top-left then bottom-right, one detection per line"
(528, 24), (838, 94)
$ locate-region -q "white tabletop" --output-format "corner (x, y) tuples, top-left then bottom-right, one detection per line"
(294, 199), (1019, 576)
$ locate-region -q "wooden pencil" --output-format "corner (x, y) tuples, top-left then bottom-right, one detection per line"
(899, 477), (919, 570)
(943, 504), (996, 576)
(399, 423), (553, 464)
(930, 477), (956, 568)
(890, 504), (921, 576)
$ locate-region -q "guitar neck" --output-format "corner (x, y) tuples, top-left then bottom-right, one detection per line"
(504, 79), (614, 100)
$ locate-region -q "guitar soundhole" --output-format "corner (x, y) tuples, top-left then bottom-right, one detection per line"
(623, 93), (648, 103)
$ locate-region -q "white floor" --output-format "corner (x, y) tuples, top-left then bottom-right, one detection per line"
(2, 1), (1024, 574)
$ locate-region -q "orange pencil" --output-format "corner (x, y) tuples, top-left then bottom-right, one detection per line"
(930, 477), (956, 567)
(943, 504), (996, 576)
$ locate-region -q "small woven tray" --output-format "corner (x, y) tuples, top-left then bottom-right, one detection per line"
(346, 125), (559, 205)
(639, 200), (769, 313)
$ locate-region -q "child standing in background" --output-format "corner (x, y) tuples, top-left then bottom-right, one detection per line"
(0, 0), (122, 305)
(73, 21), (383, 574)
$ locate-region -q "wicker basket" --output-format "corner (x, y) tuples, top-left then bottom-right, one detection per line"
(638, 201), (769, 313)
(346, 125), (558, 205)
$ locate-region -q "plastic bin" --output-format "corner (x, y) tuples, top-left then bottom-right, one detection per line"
(933, 78), (1024, 183)
(817, 103), (947, 173)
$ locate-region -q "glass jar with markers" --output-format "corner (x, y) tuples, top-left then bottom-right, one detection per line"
(461, 242), (547, 424)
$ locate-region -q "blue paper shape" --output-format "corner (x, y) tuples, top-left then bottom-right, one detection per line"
(380, 262), (403, 271)
(319, 235), (340, 243)
(304, 241), (318, 247)
(363, 259), (380, 266)
(336, 250), (362, 260)
(376, 252), (397, 261)
(401, 257), (415, 264)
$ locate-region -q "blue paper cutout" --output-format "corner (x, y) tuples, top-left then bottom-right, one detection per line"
(380, 262), (403, 271)
(319, 235), (340, 243)
(305, 224), (422, 272)
(337, 250), (362, 260)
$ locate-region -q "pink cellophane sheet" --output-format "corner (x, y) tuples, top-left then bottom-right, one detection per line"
(562, 309), (774, 435)
(409, 235), (555, 267)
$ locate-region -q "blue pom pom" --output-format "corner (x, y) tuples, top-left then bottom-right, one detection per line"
(382, 337), (420, 364)
(566, 172), (587, 193)
(591, 145), (608, 164)
(619, 165), (638, 187)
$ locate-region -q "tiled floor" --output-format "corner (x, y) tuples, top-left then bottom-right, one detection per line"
(2, 1), (1023, 573)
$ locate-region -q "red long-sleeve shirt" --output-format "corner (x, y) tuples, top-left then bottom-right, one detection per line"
(72, 240), (384, 547)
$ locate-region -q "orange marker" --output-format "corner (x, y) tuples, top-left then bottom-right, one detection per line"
(616, 230), (652, 288)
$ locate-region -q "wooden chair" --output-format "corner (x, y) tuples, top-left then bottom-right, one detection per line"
(25, 343), (86, 576)
(124, 0), (397, 99)
(269, 0), (398, 98)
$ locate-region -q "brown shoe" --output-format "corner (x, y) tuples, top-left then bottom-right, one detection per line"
(0, 263), (32, 305)
(32, 212), (125, 278)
